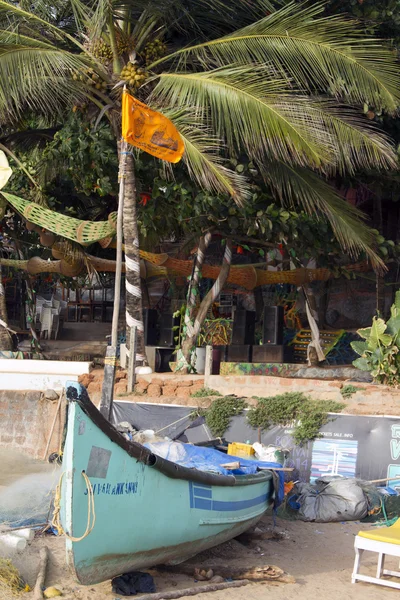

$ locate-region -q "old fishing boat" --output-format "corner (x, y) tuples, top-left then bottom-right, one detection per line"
(59, 382), (279, 585)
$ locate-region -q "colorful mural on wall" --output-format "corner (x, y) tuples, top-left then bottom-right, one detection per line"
(220, 362), (303, 377)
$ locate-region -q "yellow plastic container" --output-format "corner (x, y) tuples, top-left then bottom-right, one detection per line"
(227, 442), (255, 458)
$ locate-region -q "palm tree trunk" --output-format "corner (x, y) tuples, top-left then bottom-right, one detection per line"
(182, 239), (233, 366)
(184, 232), (212, 336)
(123, 153), (147, 365)
(303, 285), (324, 366)
(0, 266), (12, 351)
(179, 232), (212, 372)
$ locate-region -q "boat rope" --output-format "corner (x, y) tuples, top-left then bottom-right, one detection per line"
(52, 471), (96, 542)
(154, 413), (196, 436)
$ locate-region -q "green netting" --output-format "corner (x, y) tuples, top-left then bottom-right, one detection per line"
(1, 192), (117, 244)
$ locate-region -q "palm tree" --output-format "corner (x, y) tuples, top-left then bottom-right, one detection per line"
(0, 0), (399, 364)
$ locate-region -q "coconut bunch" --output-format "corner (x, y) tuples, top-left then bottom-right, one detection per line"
(72, 68), (108, 91)
(143, 39), (166, 65)
(120, 63), (148, 91)
(116, 31), (135, 56)
(90, 38), (113, 61)
(85, 31), (135, 64)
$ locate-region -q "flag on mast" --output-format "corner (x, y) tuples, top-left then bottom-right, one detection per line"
(122, 91), (184, 163)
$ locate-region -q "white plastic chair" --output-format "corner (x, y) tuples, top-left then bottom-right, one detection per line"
(52, 298), (61, 311)
(40, 306), (53, 339)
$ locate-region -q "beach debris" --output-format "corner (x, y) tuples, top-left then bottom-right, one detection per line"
(194, 568), (214, 581)
(10, 528), (35, 543)
(0, 557), (29, 597)
(135, 579), (249, 599)
(0, 533), (27, 553)
(33, 546), (49, 600)
(44, 587), (62, 598)
(160, 563), (294, 584)
(117, 422), (136, 434)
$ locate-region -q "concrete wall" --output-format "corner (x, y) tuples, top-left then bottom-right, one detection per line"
(0, 390), (66, 459)
(205, 373), (400, 412)
(206, 374), (344, 401)
(0, 360), (91, 390)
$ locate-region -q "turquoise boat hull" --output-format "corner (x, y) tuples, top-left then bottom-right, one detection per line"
(60, 383), (274, 585)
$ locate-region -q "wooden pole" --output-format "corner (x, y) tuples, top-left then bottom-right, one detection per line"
(110, 140), (126, 349)
(135, 579), (249, 600)
(127, 325), (137, 392)
(368, 476), (400, 484)
(42, 390), (64, 461)
(205, 345), (213, 380)
(33, 546), (49, 600)
(99, 138), (127, 419)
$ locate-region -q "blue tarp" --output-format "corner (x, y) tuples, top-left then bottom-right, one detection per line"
(144, 441), (284, 507)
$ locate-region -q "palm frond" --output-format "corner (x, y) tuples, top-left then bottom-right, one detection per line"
(181, 134), (249, 204)
(0, 30), (58, 49)
(150, 1), (400, 113)
(132, 8), (164, 53)
(265, 161), (383, 269)
(0, 46), (102, 121)
(91, 0), (113, 41)
(115, 0), (279, 43)
(162, 108), (250, 202)
(0, 128), (60, 151)
(0, 0), (84, 51)
(153, 66), (338, 170)
(69, 0), (94, 33)
(307, 101), (398, 174)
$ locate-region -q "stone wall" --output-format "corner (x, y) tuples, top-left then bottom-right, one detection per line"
(79, 368), (205, 404)
(0, 390), (66, 459)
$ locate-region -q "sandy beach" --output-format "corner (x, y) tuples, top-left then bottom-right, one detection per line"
(2, 515), (396, 600)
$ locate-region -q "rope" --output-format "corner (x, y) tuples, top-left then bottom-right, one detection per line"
(52, 471), (96, 542)
(0, 319), (16, 334)
(154, 412), (196, 436)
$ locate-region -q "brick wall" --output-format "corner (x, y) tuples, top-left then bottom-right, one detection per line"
(0, 390), (66, 459)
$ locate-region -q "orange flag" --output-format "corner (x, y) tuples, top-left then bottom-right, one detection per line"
(122, 91), (184, 163)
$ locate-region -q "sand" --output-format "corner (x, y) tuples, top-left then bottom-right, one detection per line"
(3, 516), (396, 600)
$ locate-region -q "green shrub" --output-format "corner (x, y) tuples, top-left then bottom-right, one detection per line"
(247, 392), (345, 446)
(341, 384), (364, 399)
(190, 387), (222, 398)
(204, 396), (247, 437)
(351, 290), (400, 387)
